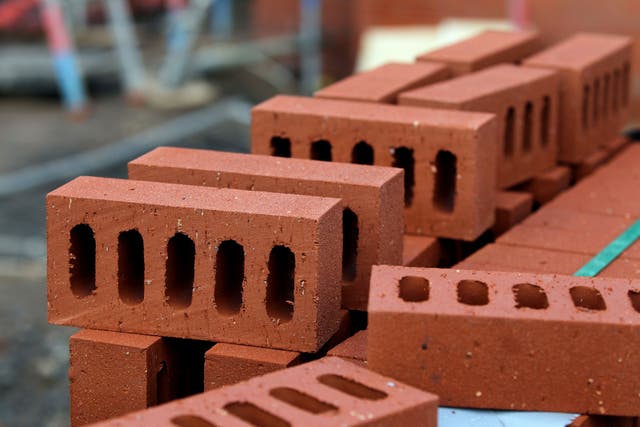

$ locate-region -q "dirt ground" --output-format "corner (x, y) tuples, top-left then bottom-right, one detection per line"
(0, 95), (250, 427)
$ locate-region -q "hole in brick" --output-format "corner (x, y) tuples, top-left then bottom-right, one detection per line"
(613, 69), (620, 112)
(432, 150), (457, 213)
(513, 283), (549, 310)
(317, 374), (387, 400)
(266, 245), (295, 322)
(157, 361), (171, 405)
(623, 62), (631, 106)
(118, 229), (145, 305)
(570, 286), (606, 311)
(457, 280), (489, 306)
(628, 290), (640, 313)
(270, 136), (291, 158)
(342, 208), (358, 282)
(165, 232), (195, 308)
(523, 101), (533, 152)
(392, 146), (415, 206)
(582, 84), (590, 130)
(351, 141), (374, 165)
(215, 240), (244, 315)
(310, 140), (332, 161)
(540, 96), (550, 147)
(171, 415), (218, 427)
(603, 74), (610, 118)
(398, 276), (430, 302)
(504, 107), (515, 157)
(69, 224), (96, 298)
(593, 78), (600, 124)
(269, 387), (338, 414)
(224, 402), (291, 427)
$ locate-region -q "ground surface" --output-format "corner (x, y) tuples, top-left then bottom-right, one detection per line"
(0, 95), (250, 427)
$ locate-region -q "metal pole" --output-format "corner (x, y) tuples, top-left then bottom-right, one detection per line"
(103, 0), (146, 101)
(41, 0), (88, 115)
(299, 0), (321, 95)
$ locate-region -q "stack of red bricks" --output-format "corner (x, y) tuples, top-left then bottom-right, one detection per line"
(45, 29), (637, 426)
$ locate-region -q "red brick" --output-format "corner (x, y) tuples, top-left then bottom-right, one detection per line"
(520, 165), (571, 205)
(525, 33), (633, 163)
(493, 190), (533, 236)
(416, 30), (541, 76)
(602, 135), (630, 158)
(455, 243), (590, 275)
(128, 147), (403, 311)
(573, 148), (610, 181)
(69, 329), (211, 426)
(400, 64), (559, 188)
(402, 234), (441, 267)
(315, 62), (450, 104)
(47, 177), (342, 352)
(368, 266), (640, 415)
(88, 357), (439, 427)
(327, 330), (368, 367)
(570, 415), (639, 427)
(204, 343), (301, 391)
(251, 95), (498, 241)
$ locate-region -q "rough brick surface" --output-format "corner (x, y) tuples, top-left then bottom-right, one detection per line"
(129, 147), (403, 311)
(402, 234), (441, 267)
(525, 33), (633, 163)
(315, 62), (450, 104)
(251, 95), (498, 241)
(47, 177), (343, 352)
(493, 190), (533, 236)
(69, 330), (211, 426)
(400, 64), (559, 188)
(204, 344), (301, 390)
(368, 266), (640, 415)
(327, 330), (368, 367)
(416, 30), (541, 76)
(88, 357), (439, 427)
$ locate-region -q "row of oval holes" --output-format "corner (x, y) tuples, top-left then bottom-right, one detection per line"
(270, 137), (457, 212)
(170, 374), (388, 427)
(503, 95), (551, 158)
(398, 276), (640, 312)
(69, 213), (359, 320)
(582, 62), (631, 131)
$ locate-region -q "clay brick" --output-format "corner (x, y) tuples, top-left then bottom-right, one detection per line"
(251, 95), (498, 241)
(315, 62), (451, 104)
(368, 266), (640, 415)
(455, 243), (590, 275)
(602, 135), (630, 158)
(570, 415), (639, 427)
(128, 147), (403, 311)
(493, 190), (533, 236)
(47, 177), (343, 352)
(88, 357), (439, 427)
(69, 329), (211, 426)
(573, 148), (610, 181)
(416, 30), (541, 76)
(327, 330), (368, 367)
(520, 165), (571, 205)
(400, 64), (559, 188)
(525, 33), (633, 163)
(204, 343), (301, 391)
(402, 234), (441, 267)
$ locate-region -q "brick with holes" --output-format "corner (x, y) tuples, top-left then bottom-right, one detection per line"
(251, 95), (498, 241)
(399, 64), (559, 189)
(368, 266), (640, 415)
(416, 30), (541, 76)
(204, 343), (302, 391)
(314, 62), (451, 104)
(69, 329), (212, 426)
(128, 147), (403, 310)
(47, 177), (342, 352)
(86, 357), (439, 427)
(524, 33), (633, 163)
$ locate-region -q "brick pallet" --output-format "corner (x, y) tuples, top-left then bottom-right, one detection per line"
(41, 29), (638, 426)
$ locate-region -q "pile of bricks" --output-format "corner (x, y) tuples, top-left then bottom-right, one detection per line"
(45, 29), (637, 426)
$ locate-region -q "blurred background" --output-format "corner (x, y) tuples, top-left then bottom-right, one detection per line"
(0, 1), (639, 426)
